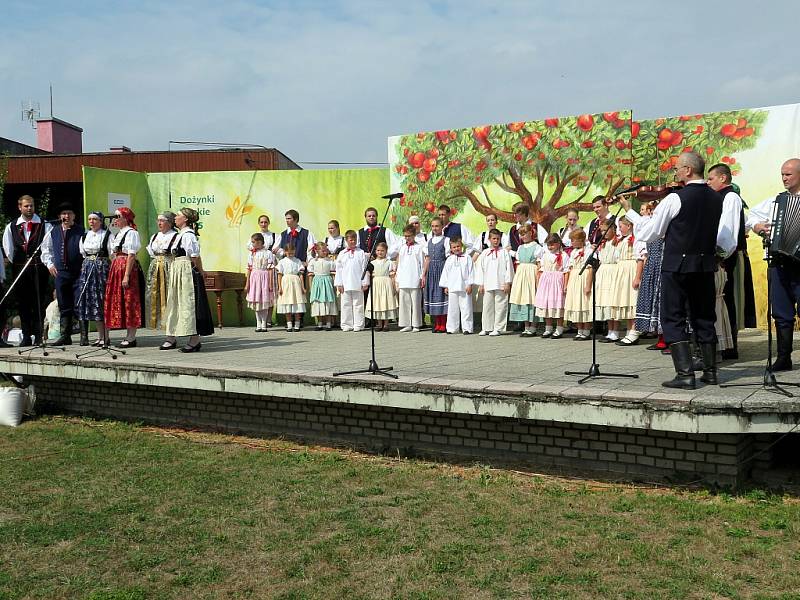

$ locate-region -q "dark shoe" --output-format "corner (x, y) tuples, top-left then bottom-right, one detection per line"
(159, 341), (178, 350)
(0, 339), (11, 348)
(699, 342), (718, 385)
(180, 342), (202, 353)
(720, 349), (739, 361)
(51, 315), (74, 346)
(662, 341), (696, 389)
(117, 339), (137, 348)
(79, 321), (90, 346)
(773, 327), (794, 372)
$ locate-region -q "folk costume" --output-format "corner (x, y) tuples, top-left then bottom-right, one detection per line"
(395, 240), (425, 331)
(509, 241), (542, 323)
(534, 249), (569, 319)
(475, 246), (514, 335)
(307, 256), (337, 318)
(145, 227), (179, 329)
(334, 247), (369, 331)
(423, 234), (450, 332)
(76, 216), (114, 345)
(634, 238), (664, 340)
(608, 234), (646, 322)
(2, 214), (51, 345)
(247, 247), (277, 331)
(563, 247), (593, 328)
(439, 251), (474, 334)
(276, 257), (307, 315)
(365, 257), (398, 322)
(104, 221), (145, 333)
(273, 227), (316, 263)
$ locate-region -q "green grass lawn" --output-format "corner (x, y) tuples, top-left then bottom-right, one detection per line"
(1, 417), (799, 600)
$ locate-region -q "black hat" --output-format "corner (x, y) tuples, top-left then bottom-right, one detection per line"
(56, 201), (75, 214)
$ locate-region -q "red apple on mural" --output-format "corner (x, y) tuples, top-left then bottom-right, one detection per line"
(576, 114), (594, 131)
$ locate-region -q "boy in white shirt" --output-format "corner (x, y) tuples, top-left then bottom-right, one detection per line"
(395, 224), (425, 332)
(440, 237), (474, 334)
(475, 229), (514, 336)
(334, 230), (370, 332)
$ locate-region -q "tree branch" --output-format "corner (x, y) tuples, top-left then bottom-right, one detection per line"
(459, 186), (515, 222)
(480, 185), (497, 209)
(493, 176), (518, 196)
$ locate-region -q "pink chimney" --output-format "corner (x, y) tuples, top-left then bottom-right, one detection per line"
(36, 118), (83, 154)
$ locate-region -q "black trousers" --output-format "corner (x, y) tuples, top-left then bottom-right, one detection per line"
(12, 262), (49, 342)
(769, 262), (800, 329)
(55, 269), (81, 318)
(660, 270), (716, 344)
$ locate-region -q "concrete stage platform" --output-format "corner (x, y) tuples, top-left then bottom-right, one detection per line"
(1, 327), (799, 488)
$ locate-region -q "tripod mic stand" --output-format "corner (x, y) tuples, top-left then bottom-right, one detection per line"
(333, 196), (397, 379)
(721, 207), (798, 396)
(0, 221), (65, 357)
(74, 255), (125, 360)
(565, 241), (639, 384)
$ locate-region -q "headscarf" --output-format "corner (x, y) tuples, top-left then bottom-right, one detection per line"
(117, 207), (137, 229)
(158, 211), (176, 228)
(88, 211), (106, 230)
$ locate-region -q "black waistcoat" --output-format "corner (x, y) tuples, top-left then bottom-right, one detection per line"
(661, 183), (722, 273)
(358, 227), (387, 254)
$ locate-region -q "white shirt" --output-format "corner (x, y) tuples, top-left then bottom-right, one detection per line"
(472, 230), (510, 255)
(474, 247), (514, 290)
(395, 242), (425, 288)
(508, 221), (549, 255)
(175, 228), (200, 258)
(442, 222), (474, 249)
(334, 247), (370, 291)
(277, 256), (304, 275)
(439, 254), (474, 292)
(745, 193), (795, 232)
(537, 249), (570, 272)
(248, 248), (276, 270)
(324, 235), (345, 256)
(559, 225), (583, 249)
(719, 189), (743, 255)
(413, 232), (428, 246)
(2, 215), (52, 267)
(271, 227), (317, 260)
(421, 235), (451, 257)
(625, 181), (736, 258)
(80, 228), (115, 258)
(147, 230), (179, 257)
(41, 224), (81, 269)
(111, 226), (142, 255)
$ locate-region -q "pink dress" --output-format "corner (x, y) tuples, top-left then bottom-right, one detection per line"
(246, 248), (276, 310)
(534, 250), (568, 318)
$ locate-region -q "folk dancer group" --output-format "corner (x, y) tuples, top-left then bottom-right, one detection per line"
(2, 200), (214, 352)
(3, 156), (797, 385)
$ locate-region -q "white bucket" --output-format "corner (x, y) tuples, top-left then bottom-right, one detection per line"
(0, 387), (29, 427)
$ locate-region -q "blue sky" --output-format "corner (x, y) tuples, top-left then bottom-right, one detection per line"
(1, 0), (798, 165)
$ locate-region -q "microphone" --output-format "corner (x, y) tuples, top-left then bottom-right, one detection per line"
(382, 192), (404, 200)
(45, 218), (63, 224)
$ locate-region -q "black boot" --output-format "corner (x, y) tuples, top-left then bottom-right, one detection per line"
(52, 315), (73, 346)
(699, 342), (718, 385)
(662, 341), (696, 389)
(79, 320), (89, 346)
(690, 339), (705, 372)
(772, 327), (794, 372)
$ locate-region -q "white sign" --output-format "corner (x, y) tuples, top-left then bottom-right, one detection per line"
(107, 193), (130, 215)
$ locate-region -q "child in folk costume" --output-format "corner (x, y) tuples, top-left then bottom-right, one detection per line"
(307, 242), (338, 330)
(245, 233), (277, 332)
(439, 237), (474, 334)
(276, 242), (306, 332)
(365, 242), (398, 331)
(593, 222), (620, 343)
(535, 233), (570, 338)
(395, 225), (425, 332)
(475, 229), (514, 336)
(632, 202), (666, 350)
(509, 224), (542, 337)
(422, 217), (450, 333)
(609, 217), (646, 345)
(563, 229), (594, 340)
(714, 267), (734, 353)
(335, 230), (370, 332)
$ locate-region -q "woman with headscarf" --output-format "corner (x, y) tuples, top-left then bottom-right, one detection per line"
(104, 207), (145, 348)
(145, 211), (178, 330)
(161, 207), (214, 352)
(76, 210), (115, 346)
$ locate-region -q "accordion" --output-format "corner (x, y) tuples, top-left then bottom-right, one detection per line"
(770, 193), (800, 262)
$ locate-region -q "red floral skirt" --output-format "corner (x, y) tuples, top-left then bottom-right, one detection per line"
(104, 256), (145, 330)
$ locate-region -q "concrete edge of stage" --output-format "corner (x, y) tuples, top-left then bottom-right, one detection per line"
(2, 352), (799, 436)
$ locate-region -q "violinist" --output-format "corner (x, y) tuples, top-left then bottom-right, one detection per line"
(620, 151), (735, 390)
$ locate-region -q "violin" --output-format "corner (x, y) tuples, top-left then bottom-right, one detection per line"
(603, 182), (685, 206)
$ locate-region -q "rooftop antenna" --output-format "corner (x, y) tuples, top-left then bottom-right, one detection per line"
(49, 83), (53, 118)
(20, 100), (40, 129)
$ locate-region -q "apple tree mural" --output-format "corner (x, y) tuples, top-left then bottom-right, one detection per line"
(631, 110), (766, 186)
(391, 111), (634, 232)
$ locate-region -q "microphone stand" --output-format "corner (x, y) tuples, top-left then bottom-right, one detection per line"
(334, 196), (397, 379)
(721, 202), (798, 396)
(74, 250), (125, 360)
(0, 220), (66, 357)
(565, 238), (639, 384)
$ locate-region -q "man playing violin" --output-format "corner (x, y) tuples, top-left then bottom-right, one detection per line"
(745, 158), (800, 371)
(620, 151), (736, 389)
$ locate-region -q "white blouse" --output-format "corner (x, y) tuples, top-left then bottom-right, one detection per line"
(147, 230), (179, 257)
(175, 228), (200, 258)
(80, 228), (115, 257)
(248, 248), (276, 271)
(307, 257), (335, 276)
(111, 227), (142, 255)
(277, 256), (303, 275)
